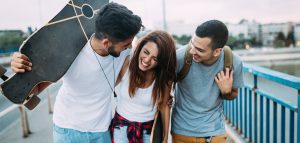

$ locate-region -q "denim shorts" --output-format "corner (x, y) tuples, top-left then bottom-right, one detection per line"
(53, 124), (111, 143)
(113, 126), (150, 143)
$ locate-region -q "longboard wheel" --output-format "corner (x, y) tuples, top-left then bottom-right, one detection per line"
(24, 95), (41, 110)
(0, 65), (7, 76)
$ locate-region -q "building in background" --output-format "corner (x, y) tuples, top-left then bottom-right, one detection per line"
(225, 20), (298, 48)
(226, 19), (260, 42)
(261, 22), (291, 46)
(295, 23), (300, 47)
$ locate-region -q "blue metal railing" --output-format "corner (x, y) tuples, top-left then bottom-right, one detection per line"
(0, 47), (18, 54)
(224, 63), (300, 143)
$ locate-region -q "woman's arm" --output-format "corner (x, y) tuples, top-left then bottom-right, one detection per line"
(159, 82), (172, 143)
(115, 56), (130, 86)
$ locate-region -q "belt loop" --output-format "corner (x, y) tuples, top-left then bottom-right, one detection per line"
(205, 136), (212, 143)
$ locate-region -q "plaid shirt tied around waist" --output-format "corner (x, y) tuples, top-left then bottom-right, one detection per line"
(110, 112), (154, 143)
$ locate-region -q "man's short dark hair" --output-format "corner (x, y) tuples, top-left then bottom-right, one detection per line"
(95, 2), (142, 43)
(195, 20), (228, 50)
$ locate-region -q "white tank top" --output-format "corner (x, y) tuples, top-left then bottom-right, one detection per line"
(116, 70), (157, 122)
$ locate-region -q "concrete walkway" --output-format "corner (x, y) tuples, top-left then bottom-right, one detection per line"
(0, 83), (60, 143)
(0, 99), (54, 143)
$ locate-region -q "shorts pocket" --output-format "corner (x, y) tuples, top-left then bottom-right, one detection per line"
(53, 125), (69, 134)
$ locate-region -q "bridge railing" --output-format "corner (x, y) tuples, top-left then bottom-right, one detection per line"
(224, 63), (300, 143)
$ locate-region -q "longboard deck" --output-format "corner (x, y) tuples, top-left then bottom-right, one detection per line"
(150, 111), (163, 143)
(0, 0), (108, 105)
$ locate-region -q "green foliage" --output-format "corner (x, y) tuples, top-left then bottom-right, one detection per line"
(273, 40), (286, 48)
(286, 31), (295, 47)
(172, 34), (191, 45)
(226, 35), (261, 50)
(227, 36), (237, 47)
(273, 32), (286, 48)
(0, 30), (24, 50)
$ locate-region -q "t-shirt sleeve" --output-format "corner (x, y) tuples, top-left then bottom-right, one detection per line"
(176, 46), (187, 74)
(232, 54), (244, 88)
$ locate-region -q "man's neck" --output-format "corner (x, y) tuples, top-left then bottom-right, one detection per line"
(90, 36), (109, 57)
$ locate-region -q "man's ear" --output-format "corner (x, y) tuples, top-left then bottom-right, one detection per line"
(213, 48), (222, 57)
(101, 38), (111, 49)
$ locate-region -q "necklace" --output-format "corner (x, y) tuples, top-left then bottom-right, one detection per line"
(90, 37), (117, 97)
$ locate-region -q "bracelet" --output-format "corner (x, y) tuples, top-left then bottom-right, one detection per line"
(220, 92), (232, 99)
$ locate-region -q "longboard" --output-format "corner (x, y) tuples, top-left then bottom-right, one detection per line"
(150, 111), (163, 143)
(0, 0), (109, 109)
(0, 66), (8, 81)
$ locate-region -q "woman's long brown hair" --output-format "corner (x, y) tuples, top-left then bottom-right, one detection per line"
(129, 31), (177, 109)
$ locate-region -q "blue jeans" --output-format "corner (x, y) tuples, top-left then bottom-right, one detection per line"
(53, 124), (111, 143)
(113, 126), (150, 143)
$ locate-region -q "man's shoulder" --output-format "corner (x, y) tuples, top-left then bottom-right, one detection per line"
(176, 44), (188, 60)
(119, 49), (131, 57)
(232, 52), (243, 67)
(113, 49), (130, 64)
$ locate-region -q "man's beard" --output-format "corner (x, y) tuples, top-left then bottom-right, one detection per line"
(108, 45), (120, 57)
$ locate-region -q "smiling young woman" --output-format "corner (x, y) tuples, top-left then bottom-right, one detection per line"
(110, 30), (177, 143)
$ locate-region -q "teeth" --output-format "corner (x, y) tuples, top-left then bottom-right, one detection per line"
(142, 61), (149, 67)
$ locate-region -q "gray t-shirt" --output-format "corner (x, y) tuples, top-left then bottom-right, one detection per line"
(171, 45), (244, 137)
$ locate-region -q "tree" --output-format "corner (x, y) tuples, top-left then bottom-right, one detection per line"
(172, 34), (191, 45)
(0, 30), (25, 53)
(226, 36), (237, 49)
(273, 32), (286, 48)
(286, 31), (295, 47)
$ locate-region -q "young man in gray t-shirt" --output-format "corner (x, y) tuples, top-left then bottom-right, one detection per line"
(171, 20), (244, 143)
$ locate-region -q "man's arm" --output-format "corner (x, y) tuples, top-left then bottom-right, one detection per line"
(115, 56), (129, 86)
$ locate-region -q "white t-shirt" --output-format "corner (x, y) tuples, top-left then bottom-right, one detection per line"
(116, 70), (157, 122)
(53, 40), (129, 132)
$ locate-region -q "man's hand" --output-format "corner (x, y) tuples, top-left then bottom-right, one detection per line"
(214, 68), (233, 95)
(11, 53), (32, 73)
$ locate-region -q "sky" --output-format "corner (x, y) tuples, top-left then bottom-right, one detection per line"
(0, 0), (299, 30)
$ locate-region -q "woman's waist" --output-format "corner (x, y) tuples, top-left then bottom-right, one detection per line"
(116, 104), (156, 122)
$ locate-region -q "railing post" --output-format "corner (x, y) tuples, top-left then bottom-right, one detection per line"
(231, 98), (234, 125)
(235, 91), (238, 129)
(290, 110), (295, 143)
(244, 88), (248, 139)
(266, 98), (270, 143)
(230, 100), (232, 124)
(249, 89), (253, 142)
(259, 96), (264, 143)
(47, 89), (53, 114)
(253, 75), (258, 143)
(18, 105), (31, 138)
(233, 95), (235, 127)
(281, 106), (286, 143)
(239, 88), (243, 133)
(248, 90), (253, 142)
(273, 102), (277, 143)
(297, 90), (300, 143)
